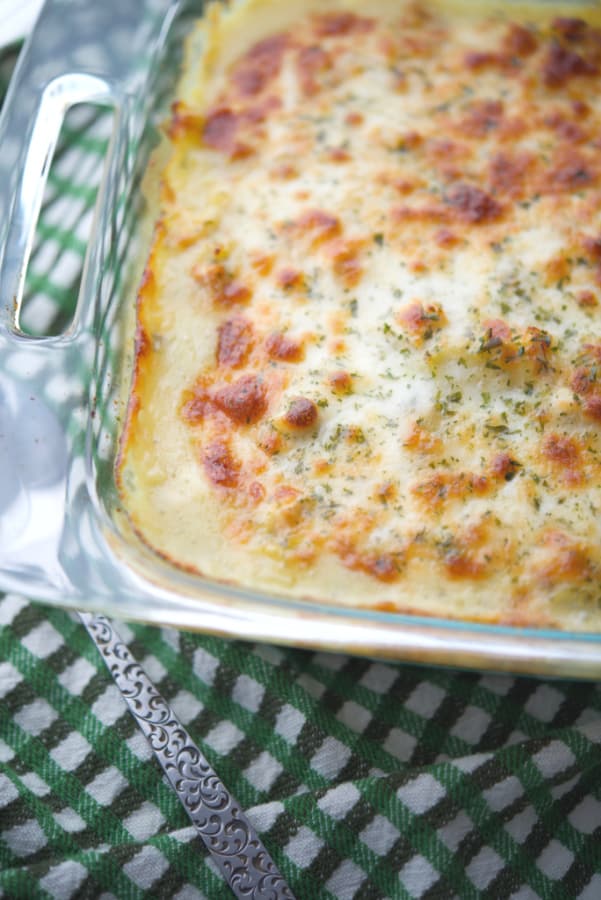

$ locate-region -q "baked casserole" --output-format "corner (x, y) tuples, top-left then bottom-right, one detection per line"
(117, 0), (601, 631)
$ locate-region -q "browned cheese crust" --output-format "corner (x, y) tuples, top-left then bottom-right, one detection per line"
(118, 0), (601, 631)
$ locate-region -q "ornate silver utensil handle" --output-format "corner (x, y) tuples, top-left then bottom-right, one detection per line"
(79, 612), (295, 900)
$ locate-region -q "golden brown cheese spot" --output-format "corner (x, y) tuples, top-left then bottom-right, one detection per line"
(581, 340), (601, 359)
(360, 553), (400, 582)
(326, 148), (352, 164)
(479, 321), (553, 372)
(577, 341), (601, 362)
(542, 43), (598, 87)
(448, 99), (529, 143)
(444, 548), (486, 579)
(577, 290), (598, 308)
(447, 184), (503, 224)
(214, 375), (268, 425)
(192, 263), (252, 306)
(296, 45), (332, 96)
(489, 452), (521, 482)
(581, 236), (601, 286)
(463, 50), (509, 71)
(584, 395), (601, 421)
(422, 137), (464, 188)
(328, 370), (353, 394)
(134, 320), (151, 362)
(398, 301), (446, 341)
(345, 111), (364, 127)
(201, 96), (281, 156)
(458, 100), (505, 139)
(399, 3), (433, 29)
(270, 162), (299, 180)
(489, 151), (534, 200)
(503, 23), (538, 56)
(168, 102), (202, 141)
(282, 397), (319, 431)
(392, 177), (420, 196)
(542, 253), (571, 287)
(343, 425), (367, 446)
(572, 98), (591, 118)
(540, 150), (595, 194)
(241, 95), (282, 124)
(276, 490), (314, 529)
(377, 33), (397, 63)
(442, 525), (490, 580)
(250, 252), (274, 276)
(202, 107), (253, 159)
(248, 480), (266, 504)
(337, 542), (401, 582)
(181, 381), (211, 424)
(398, 24), (448, 59)
(571, 367), (594, 397)
(313, 12), (374, 38)
(277, 267), (305, 291)
(411, 259), (429, 275)
(498, 116), (528, 143)
(541, 432), (583, 484)
(581, 234), (601, 267)
(217, 316), (254, 368)
(329, 337), (347, 355)
(327, 238), (364, 287)
(482, 318), (512, 345)
(312, 458), (331, 478)
(398, 129), (423, 151)
(374, 481), (397, 503)
(543, 110), (587, 143)
(425, 138), (471, 182)
(570, 345), (601, 417)
(202, 440), (240, 488)
(392, 203), (448, 226)
(434, 228), (459, 249)
(271, 486), (316, 531)
(403, 423), (442, 454)
(391, 71), (408, 92)
(552, 17), (590, 42)
(535, 530), (593, 586)
(412, 471), (489, 509)
(524, 327), (553, 371)
(274, 483), (301, 503)
(230, 33), (290, 97)
(257, 427), (282, 456)
(265, 332), (304, 362)
(328, 310), (347, 337)
(296, 209), (342, 245)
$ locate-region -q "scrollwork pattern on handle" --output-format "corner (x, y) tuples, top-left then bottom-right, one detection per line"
(80, 612), (295, 900)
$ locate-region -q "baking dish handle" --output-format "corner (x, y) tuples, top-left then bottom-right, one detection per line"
(0, 0), (179, 336)
(0, 72), (115, 334)
(0, 0), (180, 598)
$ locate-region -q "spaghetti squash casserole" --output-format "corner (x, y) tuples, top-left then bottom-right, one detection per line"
(118, 0), (601, 630)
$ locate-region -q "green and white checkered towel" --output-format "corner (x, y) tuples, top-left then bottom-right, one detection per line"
(2, 596), (601, 899)
(1, 45), (601, 900)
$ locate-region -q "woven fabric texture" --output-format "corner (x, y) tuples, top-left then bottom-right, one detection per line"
(2, 596), (601, 899)
(1, 43), (601, 900)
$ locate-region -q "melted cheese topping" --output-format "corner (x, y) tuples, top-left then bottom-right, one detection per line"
(118, 0), (601, 630)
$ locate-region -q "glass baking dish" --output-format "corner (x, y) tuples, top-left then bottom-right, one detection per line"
(2, 0), (601, 678)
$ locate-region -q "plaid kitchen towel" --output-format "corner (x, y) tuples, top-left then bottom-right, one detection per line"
(1, 39), (601, 900)
(1, 595), (601, 899)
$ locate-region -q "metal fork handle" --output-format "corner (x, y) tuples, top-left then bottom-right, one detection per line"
(79, 612), (295, 900)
